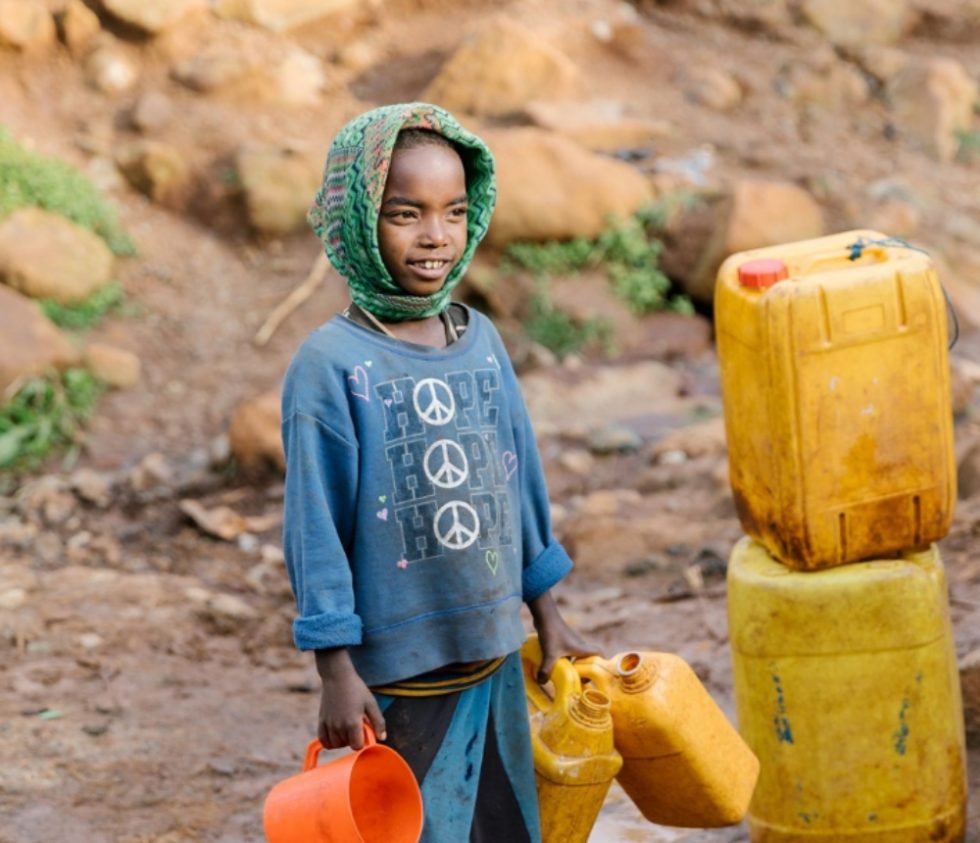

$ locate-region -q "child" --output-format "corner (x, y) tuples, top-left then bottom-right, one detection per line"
(281, 102), (595, 842)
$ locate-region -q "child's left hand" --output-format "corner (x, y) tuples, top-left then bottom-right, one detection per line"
(528, 590), (600, 685)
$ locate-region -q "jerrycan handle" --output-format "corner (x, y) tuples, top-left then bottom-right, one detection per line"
(302, 722), (377, 771)
(795, 242), (890, 275)
(521, 635), (584, 713)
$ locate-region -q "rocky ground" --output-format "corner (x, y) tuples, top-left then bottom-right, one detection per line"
(1, 0), (980, 841)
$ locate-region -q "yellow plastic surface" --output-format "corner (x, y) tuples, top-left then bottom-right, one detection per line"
(715, 230), (956, 570)
(575, 651), (759, 828)
(521, 637), (622, 843)
(727, 538), (967, 842)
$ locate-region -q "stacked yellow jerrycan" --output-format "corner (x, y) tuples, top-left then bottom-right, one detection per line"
(573, 649), (759, 827)
(520, 636), (622, 843)
(716, 230), (968, 842)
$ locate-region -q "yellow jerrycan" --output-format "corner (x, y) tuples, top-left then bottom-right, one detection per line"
(714, 230), (956, 570)
(728, 537), (967, 842)
(520, 636), (622, 843)
(573, 650), (759, 827)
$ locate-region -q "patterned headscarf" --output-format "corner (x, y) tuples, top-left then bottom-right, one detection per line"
(308, 103), (496, 321)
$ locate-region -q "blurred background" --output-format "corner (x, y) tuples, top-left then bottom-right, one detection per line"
(0, 0), (979, 840)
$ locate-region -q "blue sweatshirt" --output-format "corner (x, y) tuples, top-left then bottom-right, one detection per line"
(281, 307), (573, 687)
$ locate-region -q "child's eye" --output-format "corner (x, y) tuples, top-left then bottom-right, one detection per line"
(450, 206), (468, 219)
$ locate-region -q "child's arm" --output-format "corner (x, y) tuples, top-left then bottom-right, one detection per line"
(527, 590), (599, 685)
(315, 647), (386, 750)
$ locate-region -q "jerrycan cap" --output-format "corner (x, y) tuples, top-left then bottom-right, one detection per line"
(738, 258), (788, 289)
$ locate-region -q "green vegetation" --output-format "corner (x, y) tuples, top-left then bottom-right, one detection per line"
(956, 129), (980, 162)
(39, 282), (126, 330)
(525, 284), (613, 360)
(0, 369), (104, 476)
(0, 128), (135, 255)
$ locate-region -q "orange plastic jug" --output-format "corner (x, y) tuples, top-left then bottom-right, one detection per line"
(715, 230), (956, 570)
(574, 650), (759, 827)
(263, 723), (423, 843)
(521, 636), (622, 843)
(728, 537), (967, 842)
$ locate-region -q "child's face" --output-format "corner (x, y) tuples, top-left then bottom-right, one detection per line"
(378, 144), (468, 298)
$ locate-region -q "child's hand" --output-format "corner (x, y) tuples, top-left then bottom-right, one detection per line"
(528, 590), (601, 685)
(314, 648), (386, 750)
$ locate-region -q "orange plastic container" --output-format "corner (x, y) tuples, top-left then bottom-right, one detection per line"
(574, 650), (759, 827)
(728, 537), (967, 842)
(715, 230), (956, 570)
(263, 723), (423, 843)
(521, 637), (623, 843)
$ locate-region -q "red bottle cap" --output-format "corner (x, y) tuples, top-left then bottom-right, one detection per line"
(738, 258), (789, 289)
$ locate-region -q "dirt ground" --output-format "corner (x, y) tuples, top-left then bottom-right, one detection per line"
(1, 0), (980, 840)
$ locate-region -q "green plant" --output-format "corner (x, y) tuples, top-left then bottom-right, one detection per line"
(525, 286), (612, 359)
(39, 282), (125, 330)
(501, 237), (597, 276)
(0, 369), (104, 474)
(635, 191), (703, 231)
(0, 128), (135, 255)
(956, 129), (980, 162)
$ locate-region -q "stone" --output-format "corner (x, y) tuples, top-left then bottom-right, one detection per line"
(82, 343), (141, 389)
(198, 592), (258, 634)
(129, 452), (174, 493)
(558, 449), (595, 477)
(130, 91), (175, 133)
(961, 648), (980, 746)
(683, 179), (825, 304)
(100, 0), (206, 34)
(887, 57), (978, 162)
(650, 416), (727, 461)
(482, 127), (653, 247)
(524, 99), (672, 152)
(228, 390), (285, 473)
(959, 442), (980, 500)
(800, 0), (917, 47)
(0, 0), (55, 51)
(776, 53), (870, 110)
(679, 66), (742, 111)
(236, 146), (321, 236)
(16, 476), (76, 526)
(588, 424), (643, 455)
(84, 40), (139, 95)
(0, 208), (115, 304)
(116, 140), (191, 209)
(424, 16), (580, 117)
(69, 468), (114, 508)
(0, 286), (77, 393)
(212, 0), (364, 32)
(55, 0), (100, 56)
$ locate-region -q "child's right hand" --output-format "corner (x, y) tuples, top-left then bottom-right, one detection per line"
(314, 648), (387, 750)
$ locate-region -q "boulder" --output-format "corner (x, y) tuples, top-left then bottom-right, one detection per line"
(681, 179), (825, 304)
(776, 50), (870, 110)
(0, 0), (54, 51)
(236, 146), (321, 236)
(228, 391), (285, 473)
(100, 0), (206, 34)
(82, 343), (141, 389)
(887, 57), (978, 162)
(524, 99), (672, 152)
(678, 66), (743, 111)
(212, 0), (365, 32)
(0, 208), (115, 304)
(424, 16), (580, 118)
(482, 127), (653, 247)
(0, 286), (77, 394)
(116, 140), (191, 209)
(55, 0), (100, 56)
(800, 0), (917, 47)
(84, 39), (139, 95)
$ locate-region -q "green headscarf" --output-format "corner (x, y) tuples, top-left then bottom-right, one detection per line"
(308, 103), (496, 321)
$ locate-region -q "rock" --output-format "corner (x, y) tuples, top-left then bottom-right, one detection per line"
(212, 0), (364, 32)
(69, 468), (114, 508)
(129, 91), (175, 133)
(0, 208), (115, 304)
(129, 451), (174, 493)
(82, 343), (141, 389)
(84, 39), (139, 95)
(649, 416), (727, 461)
(100, 0), (206, 34)
(55, 0), (100, 56)
(800, 0), (917, 47)
(0, 0), (55, 51)
(558, 449), (595, 477)
(424, 16), (580, 117)
(228, 390), (285, 473)
(198, 592), (258, 634)
(887, 57), (978, 162)
(959, 442), (980, 500)
(586, 3), (647, 59)
(524, 99), (672, 152)
(588, 424), (643, 455)
(335, 39), (378, 73)
(679, 66), (742, 111)
(683, 179), (825, 304)
(236, 146), (321, 236)
(482, 127), (653, 247)
(116, 140), (191, 209)
(962, 648), (980, 746)
(16, 476), (76, 526)
(0, 286), (78, 393)
(851, 46), (908, 86)
(776, 51), (870, 110)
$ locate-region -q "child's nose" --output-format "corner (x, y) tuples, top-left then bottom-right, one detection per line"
(419, 215), (448, 246)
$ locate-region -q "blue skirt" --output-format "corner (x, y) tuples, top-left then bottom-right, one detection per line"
(374, 651), (541, 843)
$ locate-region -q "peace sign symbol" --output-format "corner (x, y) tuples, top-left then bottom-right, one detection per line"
(434, 501), (480, 550)
(424, 439), (469, 489)
(413, 378), (455, 426)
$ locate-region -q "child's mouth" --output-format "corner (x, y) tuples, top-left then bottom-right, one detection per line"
(408, 259), (451, 280)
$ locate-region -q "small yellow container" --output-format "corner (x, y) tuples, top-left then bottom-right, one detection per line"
(521, 637), (622, 843)
(728, 537), (967, 842)
(574, 650), (759, 828)
(715, 230), (956, 570)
